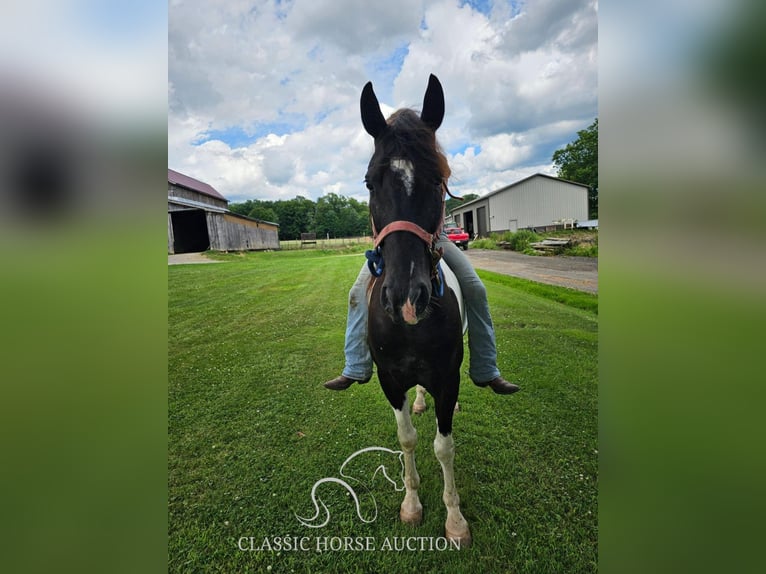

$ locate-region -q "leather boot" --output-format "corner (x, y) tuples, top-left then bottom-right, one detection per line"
(323, 375), (371, 391)
(475, 377), (520, 395)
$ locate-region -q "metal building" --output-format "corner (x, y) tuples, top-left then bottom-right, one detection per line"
(168, 168), (279, 253)
(449, 173), (589, 237)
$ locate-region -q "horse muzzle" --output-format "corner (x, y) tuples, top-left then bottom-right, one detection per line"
(381, 280), (431, 325)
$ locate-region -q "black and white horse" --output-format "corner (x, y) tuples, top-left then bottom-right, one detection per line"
(361, 74), (471, 546)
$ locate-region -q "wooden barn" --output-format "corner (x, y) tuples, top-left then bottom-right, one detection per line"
(168, 168), (279, 253)
(449, 173), (589, 237)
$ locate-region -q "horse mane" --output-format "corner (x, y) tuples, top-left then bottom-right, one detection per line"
(379, 109), (451, 187)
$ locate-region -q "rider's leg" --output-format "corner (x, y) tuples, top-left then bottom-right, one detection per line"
(324, 263), (374, 390)
(437, 235), (519, 395)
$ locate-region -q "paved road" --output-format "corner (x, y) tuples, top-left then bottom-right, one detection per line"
(464, 249), (598, 293)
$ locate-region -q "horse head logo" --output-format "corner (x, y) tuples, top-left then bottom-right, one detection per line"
(295, 446), (406, 528)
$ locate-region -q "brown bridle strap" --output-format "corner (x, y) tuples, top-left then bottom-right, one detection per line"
(373, 220), (436, 249)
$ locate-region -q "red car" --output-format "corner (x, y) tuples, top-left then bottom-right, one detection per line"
(444, 222), (470, 250)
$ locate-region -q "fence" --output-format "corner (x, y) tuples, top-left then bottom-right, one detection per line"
(279, 236), (373, 251)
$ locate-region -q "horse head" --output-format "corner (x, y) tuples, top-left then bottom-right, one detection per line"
(360, 74), (448, 325)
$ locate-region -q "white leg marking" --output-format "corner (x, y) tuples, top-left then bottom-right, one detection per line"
(394, 397), (422, 524)
(412, 385), (427, 414)
(434, 431), (471, 546)
(391, 158), (415, 197)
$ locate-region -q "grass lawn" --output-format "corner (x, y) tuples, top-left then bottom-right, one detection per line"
(169, 248), (598, 573)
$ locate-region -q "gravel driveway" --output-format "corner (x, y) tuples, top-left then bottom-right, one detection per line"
(464, 249), (598, 293)
(168, 252), (224, 265)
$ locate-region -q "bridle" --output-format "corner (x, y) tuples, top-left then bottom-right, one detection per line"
(366, 181), (453, 297)
(370, 180), (457, 247)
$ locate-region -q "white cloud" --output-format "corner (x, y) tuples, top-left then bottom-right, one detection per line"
(169, 0), (597, 203)
(287, 0), (424, 54)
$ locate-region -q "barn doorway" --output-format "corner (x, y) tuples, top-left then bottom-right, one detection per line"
(171, 209), (210, 253)
(477, 206), (488, 237)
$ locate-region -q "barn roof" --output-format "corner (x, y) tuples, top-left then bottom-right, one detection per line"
(168, 196), (280, 227)
(168, 168), (228, 202)
(454, 173), (590, 210)
(168, 196), (228, 214)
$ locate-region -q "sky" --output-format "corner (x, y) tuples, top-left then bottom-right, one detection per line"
(168, 0), (598, 205)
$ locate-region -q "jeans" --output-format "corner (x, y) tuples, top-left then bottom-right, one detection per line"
(341, 233), (501, 384)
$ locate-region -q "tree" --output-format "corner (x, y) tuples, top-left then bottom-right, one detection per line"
(552, 118), (598, 218)
(347, 197), (371, 236)
(228, 199), (279, 223)
(228, 193), (370, 240)
(314, 193), (369, 238)
(228, 200), (256, 217)
(248, 203), (278, 224)
(274, 196), (316, 240)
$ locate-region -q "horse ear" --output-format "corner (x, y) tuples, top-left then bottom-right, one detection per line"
(360, 81), (387, 138)
(420, 74), (444, 131)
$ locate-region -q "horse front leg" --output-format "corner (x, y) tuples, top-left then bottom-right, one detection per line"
(434, 431), (471, 546)
(394, 395), (423, 525)
(434, 392), (471, 547)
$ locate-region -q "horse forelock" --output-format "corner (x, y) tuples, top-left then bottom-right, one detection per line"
(377, 109), (450, 186)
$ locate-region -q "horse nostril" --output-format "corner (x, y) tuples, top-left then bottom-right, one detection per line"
(407, 282), (431, 315)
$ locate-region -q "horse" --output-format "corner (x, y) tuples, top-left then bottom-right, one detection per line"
(360, 74), (471, 547)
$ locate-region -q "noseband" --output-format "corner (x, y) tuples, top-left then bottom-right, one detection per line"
(372, 219), (437, 250)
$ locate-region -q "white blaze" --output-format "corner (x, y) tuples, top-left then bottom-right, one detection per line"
(391, 159), (414, 196)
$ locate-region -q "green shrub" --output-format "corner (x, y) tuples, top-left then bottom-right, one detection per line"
(469, 229), (598, 256)
(470, 237), (497, 249)
(469, 230), (542, 252)
(508, 229), (541, 252)
(562, 232), (598, 257)
(563, 244), (598, 257)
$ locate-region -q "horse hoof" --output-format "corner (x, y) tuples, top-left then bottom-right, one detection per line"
(445, 526), (472, 549)
(400, 506), (423, 526)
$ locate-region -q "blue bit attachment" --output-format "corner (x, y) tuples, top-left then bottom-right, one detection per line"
(365, 248), (385, 277)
